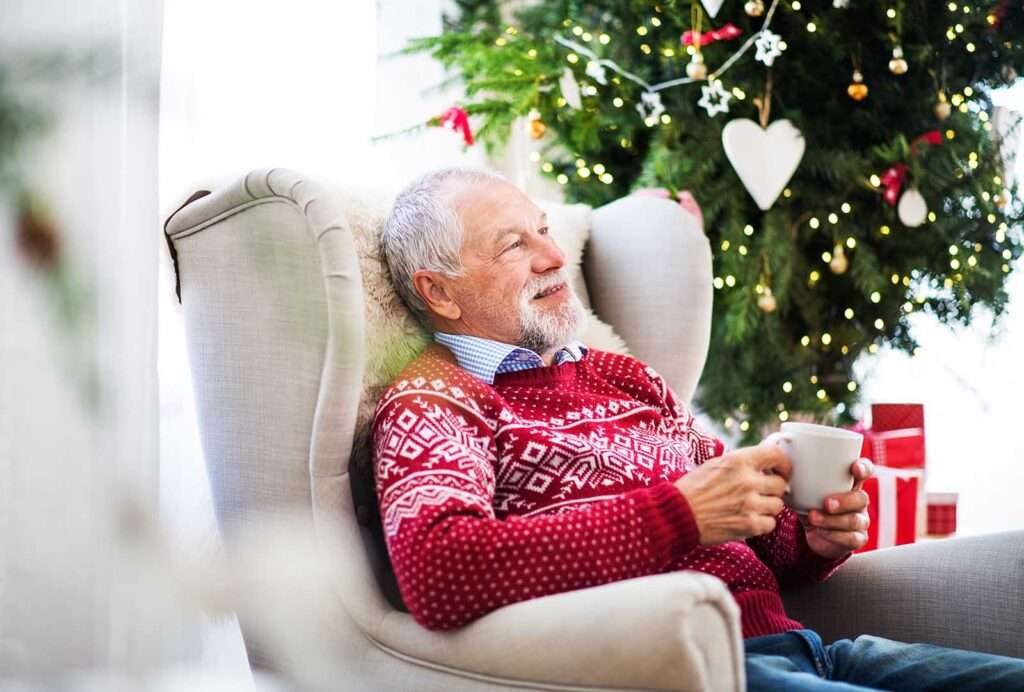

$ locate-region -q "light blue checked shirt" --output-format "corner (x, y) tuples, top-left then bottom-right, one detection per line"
(434, 332), (588, 385)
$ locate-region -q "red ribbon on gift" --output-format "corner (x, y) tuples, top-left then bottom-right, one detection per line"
(880, 163), (909, 206)
(437, 106), (474, 146)
(681, 23), (742, 47)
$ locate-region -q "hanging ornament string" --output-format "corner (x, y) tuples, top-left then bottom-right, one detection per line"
(686, 4), (710, 80)
(752, 72), (773, 128)
(552, 0), (782, 95)
(692, 2), (703, 54)
(757, 256), (777, 313)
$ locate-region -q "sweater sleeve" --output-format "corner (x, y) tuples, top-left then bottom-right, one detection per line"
(373, 389), (700, 631)
(634, 359), (850, 582)
(746, 508), (851, 584)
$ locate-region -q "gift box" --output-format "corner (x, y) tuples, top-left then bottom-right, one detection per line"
(857, 466), (922, 553)
(927, 492), (958, 535)
(870, 403), (925, 432)
(859, 427), (926, 469)
(853, 404), (925, 470)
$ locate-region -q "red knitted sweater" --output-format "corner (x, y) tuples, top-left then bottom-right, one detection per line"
(372, 344), (846, 637)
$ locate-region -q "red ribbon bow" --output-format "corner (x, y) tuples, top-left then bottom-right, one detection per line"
(437, 106), (474, 146)
(681, 23), (742, 47)
(880, 164), (909, 206)
(878, 131), (944, 205)
(910, 129), (943, 155)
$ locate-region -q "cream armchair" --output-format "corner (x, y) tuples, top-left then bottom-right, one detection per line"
(164, 168), (1023, 691)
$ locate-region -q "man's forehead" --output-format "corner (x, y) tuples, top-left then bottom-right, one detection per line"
(488, 209), (548, 237)
(448, 180), (545, 242)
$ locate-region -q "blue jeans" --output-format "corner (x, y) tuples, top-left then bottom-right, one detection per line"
(745, 629), (1024, 691)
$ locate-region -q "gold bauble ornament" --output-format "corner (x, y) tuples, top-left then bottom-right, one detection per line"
(744, 0), (765, 17)
(888, 46), (908, 75)
(847, 69), (868, 101)
(995, 192), (1008, 209)
(934, 93), (951, 120)
(525, 109), (547, 140)
(686, 53), (707, 80)
(830, 247), (849, 274)
(757, 288), (777, 313)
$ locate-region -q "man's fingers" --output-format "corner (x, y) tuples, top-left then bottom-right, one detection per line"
(750, 513), (778, 537)
(753, 444), (792, 479)
(809, 509), (869, 532)
(850, 458), (874, 492)
(822, 489), (870, 514)
(806, 527), (868, 552)
(757, 471), (789, 498)
(752, 493), (785, 518)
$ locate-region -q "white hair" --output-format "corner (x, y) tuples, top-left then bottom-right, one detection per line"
(380, 167), (509, 326)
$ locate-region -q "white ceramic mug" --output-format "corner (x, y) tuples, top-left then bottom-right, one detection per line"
(764, 422), (863, 513)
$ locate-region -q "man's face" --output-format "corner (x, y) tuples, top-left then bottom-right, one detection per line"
(428, 179), (584, 355)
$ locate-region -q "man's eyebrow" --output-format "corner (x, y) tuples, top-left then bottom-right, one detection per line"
(490, 212), (548, 242)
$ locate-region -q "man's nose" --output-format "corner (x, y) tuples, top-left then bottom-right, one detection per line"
(532, 234), (565, 273)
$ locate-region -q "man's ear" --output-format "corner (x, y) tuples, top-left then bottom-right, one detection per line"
(411, 270), (461, 321)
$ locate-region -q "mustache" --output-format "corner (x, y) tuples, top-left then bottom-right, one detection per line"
(521, 271), (570, 300)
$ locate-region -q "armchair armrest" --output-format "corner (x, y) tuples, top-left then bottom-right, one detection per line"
(782, 531), (1024, 658)
(372, 571), (745, 692)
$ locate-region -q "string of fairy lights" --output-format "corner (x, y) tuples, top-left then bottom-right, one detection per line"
(517, 1), (1018, 429)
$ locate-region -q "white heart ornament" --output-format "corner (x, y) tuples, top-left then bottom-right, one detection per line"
(701, 0), (726, 18)
(897, 188), (928, 227)
(722, 118), (805, 211)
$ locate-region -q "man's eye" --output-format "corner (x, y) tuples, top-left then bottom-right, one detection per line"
(505, 240), (523, 253)
(538, 226), (549, 235)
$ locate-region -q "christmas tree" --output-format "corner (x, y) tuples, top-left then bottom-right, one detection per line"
(401, 0), (1024, 442)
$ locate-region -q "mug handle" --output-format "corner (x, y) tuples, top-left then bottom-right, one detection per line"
(762, 432), (794, 491)
(763, 431), (794, 451)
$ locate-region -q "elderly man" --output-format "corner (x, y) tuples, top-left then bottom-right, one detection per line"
(372, 168), (1024, 690)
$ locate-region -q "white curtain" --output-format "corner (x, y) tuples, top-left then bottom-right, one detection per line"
(0, 0), (167, 676)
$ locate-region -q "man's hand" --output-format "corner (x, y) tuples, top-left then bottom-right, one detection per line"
(801, 458), (874, 559)
(674, 444), (792, 545)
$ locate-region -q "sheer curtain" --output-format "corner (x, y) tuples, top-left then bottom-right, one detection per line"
(1, 0), (166, 676)
(158, 0), (484, 674)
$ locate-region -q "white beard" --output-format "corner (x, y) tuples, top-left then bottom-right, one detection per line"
(516, 273), (585, 355)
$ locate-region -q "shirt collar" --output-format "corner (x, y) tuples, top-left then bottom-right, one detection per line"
(433, 332), (588, 384)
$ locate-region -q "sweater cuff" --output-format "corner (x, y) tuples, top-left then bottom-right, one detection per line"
(797, 523), (854, 582)
(630, 481), (700, 566)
